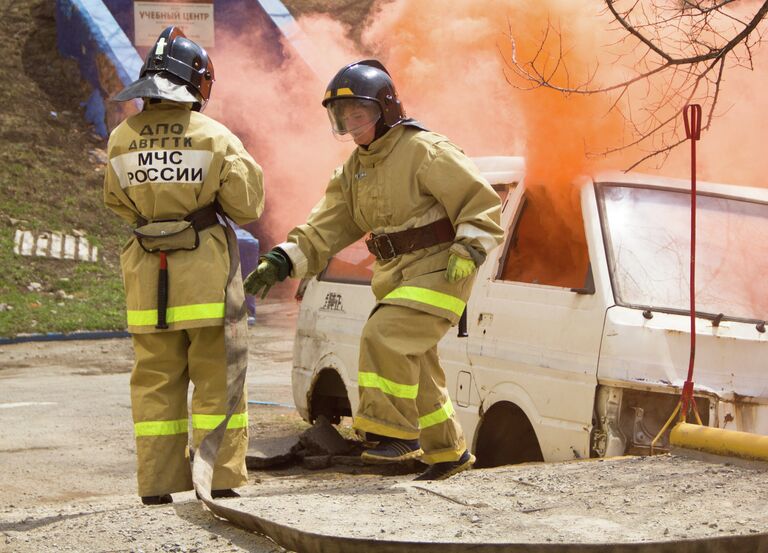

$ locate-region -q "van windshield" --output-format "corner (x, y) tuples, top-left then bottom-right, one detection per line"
(599, 184), (768, 322)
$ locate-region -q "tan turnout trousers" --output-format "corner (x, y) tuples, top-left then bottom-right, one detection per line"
(354, 305), (466, 464)
(131, 326), (248, 496)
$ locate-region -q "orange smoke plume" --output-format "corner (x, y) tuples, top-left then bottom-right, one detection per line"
(206, 0), (765, 292)
(361, 0), (625, 286)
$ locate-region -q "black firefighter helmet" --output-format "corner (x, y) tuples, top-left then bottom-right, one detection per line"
(322, 60), (406, 128)
(113, 26), (214, 110)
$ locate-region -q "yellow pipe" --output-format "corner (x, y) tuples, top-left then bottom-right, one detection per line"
(670, 422), (768, 462)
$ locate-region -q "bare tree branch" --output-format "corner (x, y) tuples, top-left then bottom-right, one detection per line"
(503, 0), (768, 169)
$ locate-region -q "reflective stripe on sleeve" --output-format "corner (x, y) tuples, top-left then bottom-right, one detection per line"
(127, 302), (225, 327)
(134, 419), (188, 437)
(358, 371), (419, 400)
(383, 286), (465, 317)
(191, 412), (249, 430)
(456, 222), (502, 254)
(277, 241), (308, 279)
(418, 397), (455, 429)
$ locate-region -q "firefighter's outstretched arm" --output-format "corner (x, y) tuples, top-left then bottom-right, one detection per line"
(245, 167), (364, 296)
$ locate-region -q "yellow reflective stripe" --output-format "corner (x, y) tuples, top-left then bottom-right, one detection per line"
(383, 286), (466, 317)
(191, 412), (249, 430)
(358, 371), (418, 400)
(324, 90), (332, 99)
(134, 419), (187, 437)
(335, 87), (354, 96)
(419, 397), (455, 429)
(127, 302), (225, 326)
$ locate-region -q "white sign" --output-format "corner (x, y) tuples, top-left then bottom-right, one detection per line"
(134, 2), (214, 48)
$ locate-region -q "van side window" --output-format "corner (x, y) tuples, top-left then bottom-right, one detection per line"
(319, 239), (375, 285)
(497, 190), (590, 289)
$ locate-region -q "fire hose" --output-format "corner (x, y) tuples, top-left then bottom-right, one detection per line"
(187, 223), (768, 552)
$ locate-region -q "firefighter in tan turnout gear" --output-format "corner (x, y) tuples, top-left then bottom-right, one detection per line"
(245, 60), (503, 480)
(104, 27), (264, 505)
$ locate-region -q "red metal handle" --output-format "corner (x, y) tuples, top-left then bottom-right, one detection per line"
(681, 104), (702, 418)
(683, 104), (702, 141)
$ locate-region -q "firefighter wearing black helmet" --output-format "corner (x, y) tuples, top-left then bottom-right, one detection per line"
(104, 27), (264, 504)
(245, 60), (503, 481)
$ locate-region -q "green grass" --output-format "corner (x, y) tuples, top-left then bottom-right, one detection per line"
(0, 227), (128, 337)
(0, 0), (130, 337)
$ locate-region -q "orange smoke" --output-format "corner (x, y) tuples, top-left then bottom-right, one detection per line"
(360, 0), (625, 286)
(205, 18), (359, 247)
(207, 0), (765, 293)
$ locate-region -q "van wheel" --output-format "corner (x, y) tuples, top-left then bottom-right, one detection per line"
(474, 402), (543, 468)
(309, 368), (352, 425)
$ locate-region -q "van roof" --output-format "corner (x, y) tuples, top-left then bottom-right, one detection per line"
(471, 156), (525, 186)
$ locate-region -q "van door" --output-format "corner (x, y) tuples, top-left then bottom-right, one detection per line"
(467, 182), (608, 461)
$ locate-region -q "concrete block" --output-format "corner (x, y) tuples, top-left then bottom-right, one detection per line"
(63, 235), (76, 260)
(50, 232), (63, 258)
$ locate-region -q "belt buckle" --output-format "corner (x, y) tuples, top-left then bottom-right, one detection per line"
(373, 234), (396, 261)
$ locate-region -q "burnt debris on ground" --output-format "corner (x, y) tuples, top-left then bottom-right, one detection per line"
(247, 416), (424, 475)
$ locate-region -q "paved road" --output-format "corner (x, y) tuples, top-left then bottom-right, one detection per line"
(0, 301), (299, 552)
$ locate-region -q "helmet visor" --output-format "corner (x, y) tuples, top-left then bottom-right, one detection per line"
(326, 98), (381, 142)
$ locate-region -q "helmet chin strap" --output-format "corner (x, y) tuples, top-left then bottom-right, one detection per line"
(373, 117), (390, 141)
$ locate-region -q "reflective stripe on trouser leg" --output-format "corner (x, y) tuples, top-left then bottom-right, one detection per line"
(353, 305), (463, 453)
(188, 326), (248, 490)
(131, 330), (193, 497)
(417, 346), (466, 464)
(353, 305), (426, 439)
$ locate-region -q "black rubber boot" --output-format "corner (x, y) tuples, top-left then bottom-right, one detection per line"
(196, 488), (241, 500)
(414, 450), (475, 481)
(361, 438), (423, 463)
(212, 488), (240, 499)
(141, 494), (173, 505)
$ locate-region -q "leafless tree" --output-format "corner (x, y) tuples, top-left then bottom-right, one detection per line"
(504, 0), (768, 170)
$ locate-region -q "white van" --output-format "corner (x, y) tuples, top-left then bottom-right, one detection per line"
(291, 157), (768, 467)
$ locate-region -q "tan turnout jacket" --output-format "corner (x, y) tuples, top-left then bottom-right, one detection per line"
(279, 124), (503, 323)
(104, 102), (264, 333)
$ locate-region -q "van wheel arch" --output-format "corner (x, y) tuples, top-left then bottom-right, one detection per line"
(308, 367), (352, 425)
(474, 401), (544, 468)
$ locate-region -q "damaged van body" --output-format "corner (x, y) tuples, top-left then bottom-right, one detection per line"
(291, 158), (768, 467)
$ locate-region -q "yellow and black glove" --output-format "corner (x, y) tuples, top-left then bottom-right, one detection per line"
(445, 244), (478, 283)
(244, 248), (292, 299)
